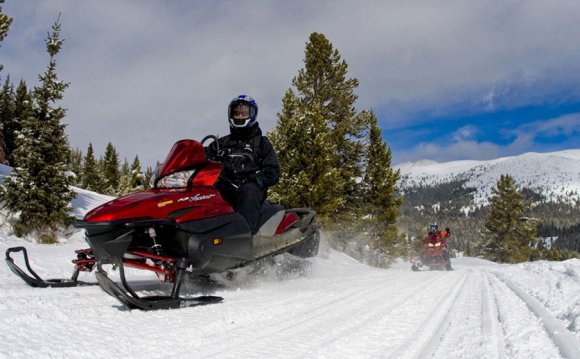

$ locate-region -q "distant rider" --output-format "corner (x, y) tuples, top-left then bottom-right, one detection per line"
(423, 222), (453, 269)
(205, 95), (280, 234)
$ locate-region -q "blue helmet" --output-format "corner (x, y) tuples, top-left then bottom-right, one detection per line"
(228, 95), (258, 129)
(430, 222), (438, 231)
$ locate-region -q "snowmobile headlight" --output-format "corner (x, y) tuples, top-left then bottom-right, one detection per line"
(434, 242), (441, 247)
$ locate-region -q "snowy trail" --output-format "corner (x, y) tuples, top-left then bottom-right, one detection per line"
(1, 238), (579, 359)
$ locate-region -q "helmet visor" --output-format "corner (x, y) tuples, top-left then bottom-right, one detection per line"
(230, 104), (251, 119)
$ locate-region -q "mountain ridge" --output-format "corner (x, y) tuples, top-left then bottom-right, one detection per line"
(395, 149), (580, 206)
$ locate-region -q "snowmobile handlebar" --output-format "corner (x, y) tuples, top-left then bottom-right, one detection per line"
(201, 135), (219, 151)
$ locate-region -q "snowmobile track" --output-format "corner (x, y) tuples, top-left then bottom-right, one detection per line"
(390, 272), (468, 358)
(198, 272), (458, 358)
(490, 271), (580, 359)
(482, 272), (507, 359)
(487, 272), (565, 358)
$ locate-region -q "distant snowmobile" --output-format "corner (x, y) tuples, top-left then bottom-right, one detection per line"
(411, 224), (452, 271)
(5, 136), (320, 310)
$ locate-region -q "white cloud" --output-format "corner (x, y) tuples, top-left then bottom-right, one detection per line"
(398, 112), (580, 164)
(2, 0), (580, 166)
(452, 125), (478, 142)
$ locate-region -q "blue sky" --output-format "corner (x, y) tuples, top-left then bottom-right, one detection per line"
(1, 0), (579, 168)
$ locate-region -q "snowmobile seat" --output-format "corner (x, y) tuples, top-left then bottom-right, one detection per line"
(256, 201), (284, 230)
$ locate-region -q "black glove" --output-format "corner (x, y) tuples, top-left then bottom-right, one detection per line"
(244, 173), (263, 189)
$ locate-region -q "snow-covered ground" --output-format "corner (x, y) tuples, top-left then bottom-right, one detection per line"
(1, 178), (579, 358)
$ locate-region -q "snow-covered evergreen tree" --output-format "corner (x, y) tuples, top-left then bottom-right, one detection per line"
(480, 174), (538, 263)
(0, 0), (12, 73)
(101, 142), (120, 195)
(0, 19), (74, 241)
(68, 147), (83, 186)
(270, 32), (370, 218)
(291, 32), (367, 210)
(0, 77), (12, 163)
(6, 80), (30, 167)
(143, 165), (154, 189)
(129, 155), (144, 191)
(269, 93), (342, 216)
(117, 155), (144, 195)
(361, 110), (403, 257)
(117, 158), (131, 195)
(81, 143), (101, 191)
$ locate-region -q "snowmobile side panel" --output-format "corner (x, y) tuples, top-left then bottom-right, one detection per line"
(173, 212), (253, 272)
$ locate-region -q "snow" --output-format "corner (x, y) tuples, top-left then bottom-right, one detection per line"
(396, 149), (580, 205)
(0, 182), (579, 358)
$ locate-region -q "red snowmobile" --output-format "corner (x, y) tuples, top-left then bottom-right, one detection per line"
(5, 136), (320, 310)
(411, 228), (452, 271)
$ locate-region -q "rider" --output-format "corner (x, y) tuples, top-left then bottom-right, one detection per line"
(425, 222), (440, 244)
(425, 221), (453, 269)
(205, 95), (280, 233)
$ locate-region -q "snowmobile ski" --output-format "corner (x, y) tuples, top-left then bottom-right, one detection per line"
(94, 258), (222, 310)
(5, 246), (98, 288)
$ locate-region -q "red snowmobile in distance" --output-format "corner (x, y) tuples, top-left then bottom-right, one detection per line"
(5, 135), (320, 310)
(411, 227), (452, 271)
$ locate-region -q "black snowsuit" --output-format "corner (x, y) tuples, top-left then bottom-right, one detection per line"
(205, 124), (280, 233)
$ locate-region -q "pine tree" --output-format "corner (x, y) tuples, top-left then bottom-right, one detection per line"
(0, 0), (13, 73)
(0, 18), (74, 241)
(81, 143), (101, 191)
(102, 142), (120, 195)
(5, 80), (30, 167)
(269, 33), (370, 216)
(361, 111), (403, 257)
(480, 174), (538, 263)
(129, 155), (144, 191)
(117, 158), (131, 195)
(68, 147), (83, 186)
(291, 32), (367, 210)
(0, 76), (12, 163)
(143, 165), (154, 189)
(269, 93), (342, 216)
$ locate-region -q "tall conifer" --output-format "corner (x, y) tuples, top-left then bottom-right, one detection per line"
(130, 155), (143, 191)
(0, 77), (12, 163)
(361, 111), (403, 256)
(68, 148), (83, 186)
(1, 18), (74, 241)
(5, 80), (30, 167)
(81, 143), (101, 191)
(292, 32), (367, 209)
(102, 142), (120, 195)
(270, 32), (367, 218)
(481, 174), (538, 263)
(269, 93), (342, 216)
(0, 0), (13, 73)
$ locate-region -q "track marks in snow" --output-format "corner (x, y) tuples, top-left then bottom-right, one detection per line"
(194, 271), (464, 358)
(492, 272), (580, 359)
(487, 272), (563, 358)
(424, 270), (506, 359)
(389, 271), (469, 358)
